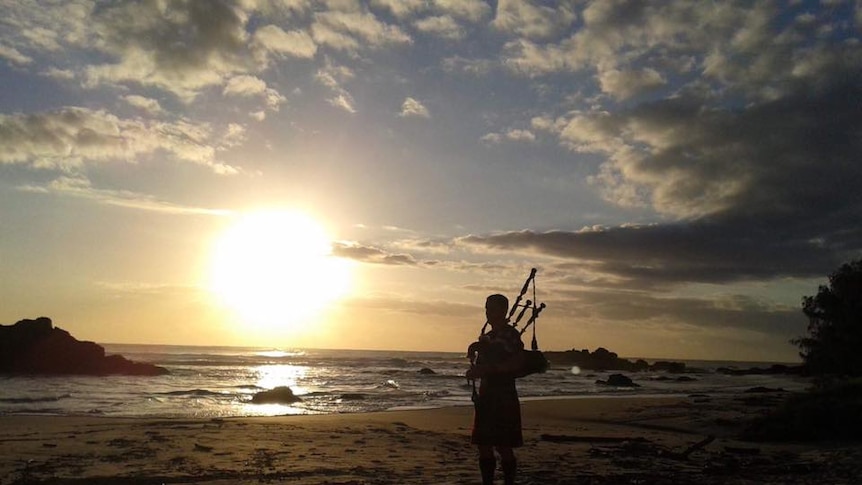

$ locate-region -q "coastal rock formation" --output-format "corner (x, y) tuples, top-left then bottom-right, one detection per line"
(544, 347), (687, 373)
(0, 317), (169, 376)
(251, 386), (302, 404)
(596, 373), (640, 387)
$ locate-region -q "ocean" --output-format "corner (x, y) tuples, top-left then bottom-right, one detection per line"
(0, 344), (811, 418)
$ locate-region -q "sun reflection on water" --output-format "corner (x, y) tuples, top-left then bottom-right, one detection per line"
(255, 350), (305, 358)
(255, 364), (309, 394)
(235, 364), (313, 416)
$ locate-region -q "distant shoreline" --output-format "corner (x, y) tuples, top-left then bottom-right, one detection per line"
(99, 342), (802, 367)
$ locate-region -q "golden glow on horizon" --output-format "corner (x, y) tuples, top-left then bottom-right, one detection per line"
(208, 210), (352, 335)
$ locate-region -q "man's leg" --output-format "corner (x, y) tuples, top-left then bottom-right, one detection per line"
(478, 445), (496, 485)
(497, 447), (516, 485)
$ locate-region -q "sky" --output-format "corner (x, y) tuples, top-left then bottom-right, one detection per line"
(1, 0), (861, 362)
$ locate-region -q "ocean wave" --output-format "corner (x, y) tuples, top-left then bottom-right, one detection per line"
(0, 394), (72, 404)
(156, 389), (228, 397)
(1, 407), (66, 415)
(1, 345), (811, 418)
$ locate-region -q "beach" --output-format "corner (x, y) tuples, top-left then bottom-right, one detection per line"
(3, 394), (860, 485)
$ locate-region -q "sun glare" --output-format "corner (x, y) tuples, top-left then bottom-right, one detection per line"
(208, 210), (352, 335)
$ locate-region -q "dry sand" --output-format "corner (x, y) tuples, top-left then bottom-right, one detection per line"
(2, 394), (860, 484)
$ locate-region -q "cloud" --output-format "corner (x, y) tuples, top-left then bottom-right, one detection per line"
(312, 9), (412, 52)
(505, 129), (535, 142)
(481, 128), (536, 143)
(414, 15), (464, 40)
(122, 95), (164, 115)
(502, 38), (573, 76)
(370, 0), (426, 19)
(399, 97), (430, 118)
(316, 61), (357, 113)
(562, 79), (862, 224)
(17, 176), (232, 216)
(0, 107), (237, 174)
(492, 0), (576, 40)
(0, 2), (92, 57)
(433, 0), (491, 23)
(0, 44), (33, 65)
(480, 133), (502, 144)
(328, 93), (357, 113)
(332, 242), (419, 265)
(345, 294), (475, 319)
(83, 0), (255, 101)
(441, 55), (495, 76)
(597, 66), (666, 100)
(557, 286), (802, 338)
(457, 221), (846, 287)
(499, 1), (835, 88)
(222, 74), (287, 111)
(42, 68), (76, 80)
(252, 25), (317, 60)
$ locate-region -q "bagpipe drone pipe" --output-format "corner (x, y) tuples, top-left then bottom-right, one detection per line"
(467, 268), (550, 380)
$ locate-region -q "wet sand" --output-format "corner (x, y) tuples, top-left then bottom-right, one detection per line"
(1, 394), (860, 484)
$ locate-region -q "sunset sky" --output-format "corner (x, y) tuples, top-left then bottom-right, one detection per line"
(2, 0), (860, 362)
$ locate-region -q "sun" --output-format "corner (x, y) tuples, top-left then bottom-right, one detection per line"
(208, 210), (352, 334)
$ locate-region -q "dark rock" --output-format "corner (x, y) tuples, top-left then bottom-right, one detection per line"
(340, 393), (365, 400)
(418, 367), (436, 375)
(543, 347), (684, 373)
(596, 373), (640, 387)
(0, 317), (169, 376)
(251, 386), (301, 404)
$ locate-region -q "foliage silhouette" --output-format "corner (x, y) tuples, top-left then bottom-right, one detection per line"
(792, 260), (862, 376)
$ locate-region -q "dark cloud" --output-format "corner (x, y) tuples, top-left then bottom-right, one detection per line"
(0, 107), (236, 173)
(552, 287), (801, 335)
(85, 0), (253, 97)
(459, 217), (847, 287)
(614, 79), (862, 222)
(525, 50), (862, 287)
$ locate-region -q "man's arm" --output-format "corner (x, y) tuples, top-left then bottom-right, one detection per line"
(467, 332), (525, 378)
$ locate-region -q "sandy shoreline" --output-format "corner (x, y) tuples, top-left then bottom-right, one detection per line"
(2, 394), (860, 484)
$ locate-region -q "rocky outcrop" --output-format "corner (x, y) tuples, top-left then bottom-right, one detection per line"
(544, 347), (687, 373)
(596, 373), (640, 387)
(0, 317), (169, 376)
(251, 386), (301, 404)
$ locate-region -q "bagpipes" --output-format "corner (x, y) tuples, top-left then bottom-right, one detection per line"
(467, 268), (550, 382)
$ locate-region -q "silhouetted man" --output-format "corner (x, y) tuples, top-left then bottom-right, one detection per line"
(466, 294), (525, 485)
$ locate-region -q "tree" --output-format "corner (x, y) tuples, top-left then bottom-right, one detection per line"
(793, 260), (862, 376)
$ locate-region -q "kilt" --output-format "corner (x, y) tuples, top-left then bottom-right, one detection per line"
(470, 377), (523, 447)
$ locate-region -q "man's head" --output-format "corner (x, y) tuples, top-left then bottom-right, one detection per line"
(485, 294), (509, 324)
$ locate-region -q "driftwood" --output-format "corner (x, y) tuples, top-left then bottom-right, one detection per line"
(676, 435), (715, 459)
